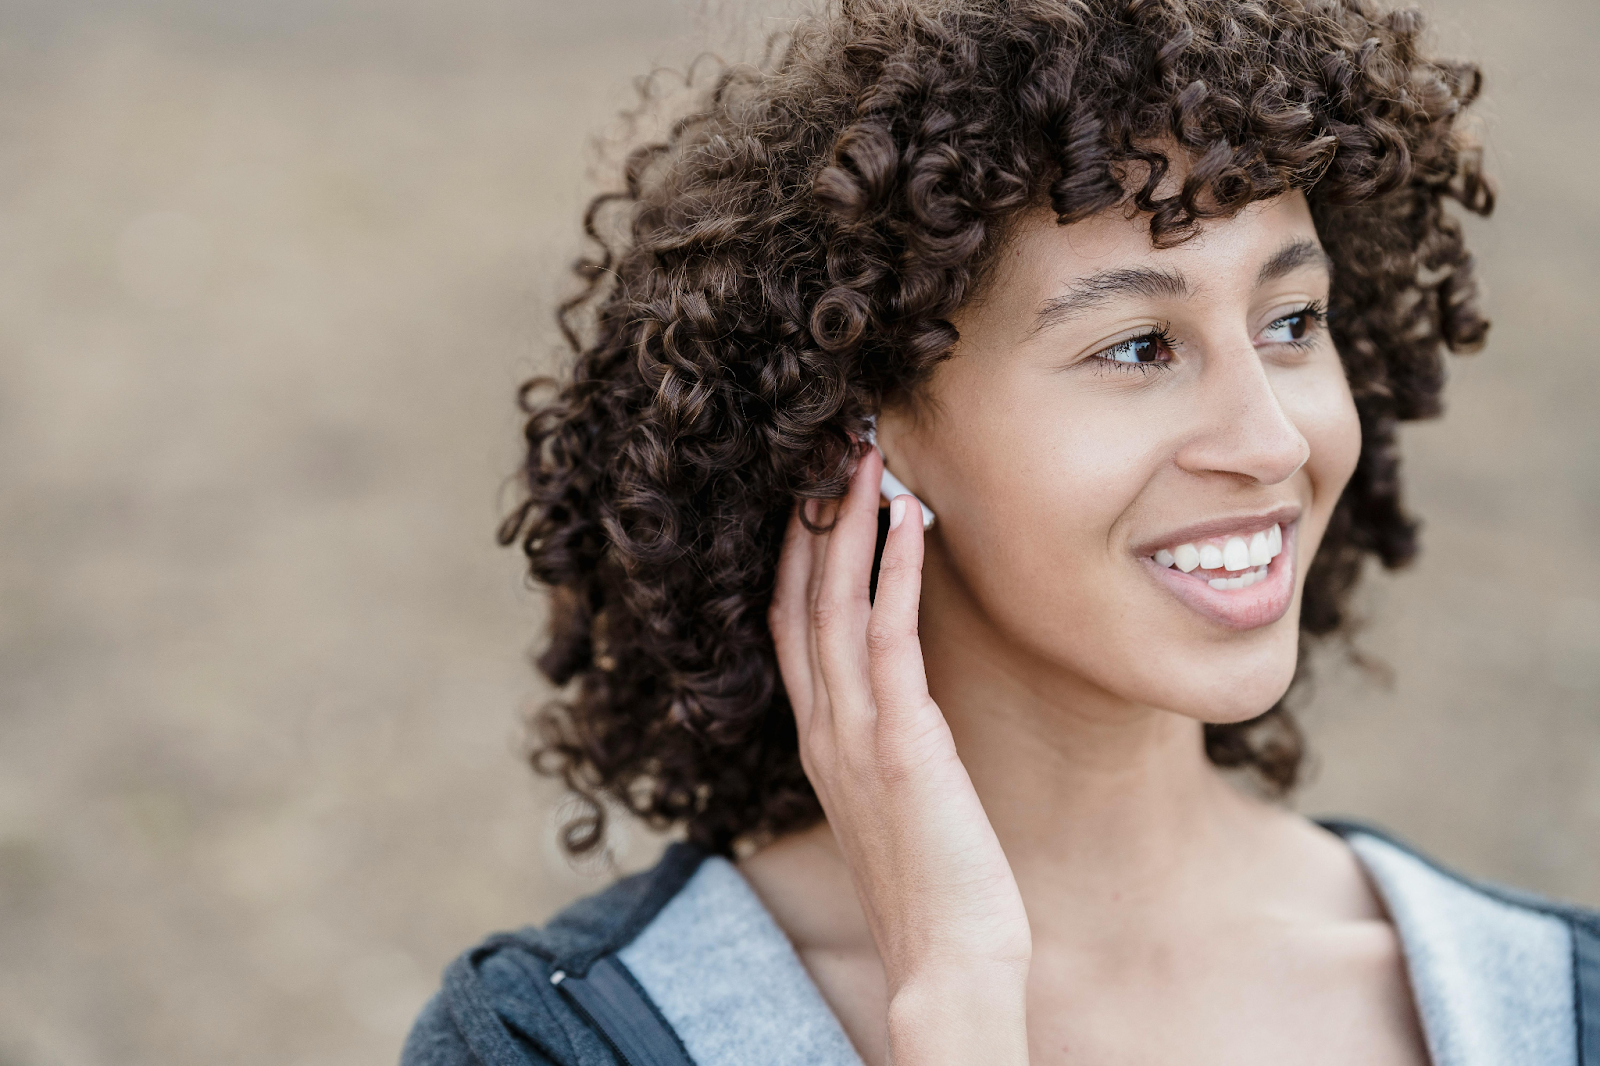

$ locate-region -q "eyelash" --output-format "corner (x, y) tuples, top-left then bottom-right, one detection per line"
(1266, 301), (1330, 349)
(1091, 324), (1179, 374)
(1088, 302), (1331, 374)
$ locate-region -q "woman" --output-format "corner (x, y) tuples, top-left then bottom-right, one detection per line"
(404, 1), (1600, 1063)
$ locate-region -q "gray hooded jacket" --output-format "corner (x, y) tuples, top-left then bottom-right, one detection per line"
(401, 821), (1600, 1066)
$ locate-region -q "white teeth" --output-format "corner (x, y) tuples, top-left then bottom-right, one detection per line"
(1222, 536), (1250, 572)
(1158, 524), (1286, 578)
(1248, 530), (1271, 567)
(1208, 566), (1268, 591)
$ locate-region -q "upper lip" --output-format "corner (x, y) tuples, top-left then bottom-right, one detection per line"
(1131, 503), (1302, 557)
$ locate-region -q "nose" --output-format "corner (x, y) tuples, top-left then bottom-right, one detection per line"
(1171, 337), (1311, 486)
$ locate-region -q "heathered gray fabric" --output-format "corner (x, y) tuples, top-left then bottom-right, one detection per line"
(617, 857), (865, 1066)
(1347, 831), (1577, 1066)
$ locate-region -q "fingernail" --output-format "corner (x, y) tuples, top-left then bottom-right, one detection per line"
(889, 496), (906, 531)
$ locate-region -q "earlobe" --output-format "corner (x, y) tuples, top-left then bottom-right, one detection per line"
(866, 416), (936, 529)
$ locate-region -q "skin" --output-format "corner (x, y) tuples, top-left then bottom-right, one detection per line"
(745, 192), (1431, 1065)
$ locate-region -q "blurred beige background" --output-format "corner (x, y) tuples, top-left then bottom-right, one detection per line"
(0, 1), (1595, 1063)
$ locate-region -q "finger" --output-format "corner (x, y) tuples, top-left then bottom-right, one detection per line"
(803, 497), (834, 616)
(802, 498), (833, 726)
(770, 504), (820, 732)
(812, 447), (884, 702)
(866, 493), (933, 716)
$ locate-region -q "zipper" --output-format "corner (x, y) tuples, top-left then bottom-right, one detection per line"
(550, 957), (695, 1066)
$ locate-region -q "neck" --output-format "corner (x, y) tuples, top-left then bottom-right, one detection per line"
(917, 545), (1264, 936)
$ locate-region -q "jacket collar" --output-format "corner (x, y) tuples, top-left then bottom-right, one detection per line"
(616, 829), (1580, 1066)
(618, 856), (865, 1066)
(1333, 826), (1576, 1066)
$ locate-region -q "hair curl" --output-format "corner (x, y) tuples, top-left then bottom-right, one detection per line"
(499, 0), (1493, 857)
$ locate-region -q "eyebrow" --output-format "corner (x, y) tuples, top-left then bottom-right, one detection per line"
(1031, 238), (1334, 336)
(1256, 238), (1334, 286)
(1032, 267), (1189, 334)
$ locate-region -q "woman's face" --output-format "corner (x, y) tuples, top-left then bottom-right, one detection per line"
(878, 191), (1360, 723)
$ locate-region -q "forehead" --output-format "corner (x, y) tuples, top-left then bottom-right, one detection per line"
(979, 192), (1325, 311)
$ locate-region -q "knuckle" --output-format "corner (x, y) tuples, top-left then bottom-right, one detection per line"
(865, 608), (916, 652)
(874, 552), (922, 580)
(874, 715), (944, 774)
(878, 699), (939, 741)
(863, 620), (902, 657)
(800, 730), (836, 775)
(810, 595), (850, 633)
(875, 551), (906, 574)
(856, 731), (926, 788)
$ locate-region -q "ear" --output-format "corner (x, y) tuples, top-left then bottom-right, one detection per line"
(867, 412), (936, 530)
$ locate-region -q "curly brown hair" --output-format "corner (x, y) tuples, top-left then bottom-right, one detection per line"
(498, 0), (1493, 857)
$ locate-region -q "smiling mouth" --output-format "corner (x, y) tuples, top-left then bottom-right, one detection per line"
(1140, 519), (1297, 630)
(1149, 522), (1284, 589)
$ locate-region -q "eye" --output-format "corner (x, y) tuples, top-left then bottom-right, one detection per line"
(1258, 304), (1327, 345)
(1094, 329), (1174, 369)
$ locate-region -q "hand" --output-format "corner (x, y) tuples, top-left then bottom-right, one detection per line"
(769, 446), (1031, 1066)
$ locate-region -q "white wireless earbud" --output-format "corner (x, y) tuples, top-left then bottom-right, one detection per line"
(864, 417), (935, 530)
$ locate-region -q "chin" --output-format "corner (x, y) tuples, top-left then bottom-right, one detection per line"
(1158, 636), (1301, 725)
(1187, 679), (1297, 726)
(1066, 611), (1303, 726)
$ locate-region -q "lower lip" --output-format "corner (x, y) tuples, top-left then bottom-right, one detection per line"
(1142, 524), (1298, 631)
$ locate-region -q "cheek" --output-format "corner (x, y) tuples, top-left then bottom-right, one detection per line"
(1029, 413), (1165, 526)
(931, 397), (1176, 646)
(948, 397), (1168, 561)
(1287, 360), (1362, 526)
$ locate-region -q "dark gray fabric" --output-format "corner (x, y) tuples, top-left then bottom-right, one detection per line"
(402, 995), (481, 1065)
(554, 956), (694, 1066)
(401, 844), (707, 1066)
(1570, 915), (1600, 1065)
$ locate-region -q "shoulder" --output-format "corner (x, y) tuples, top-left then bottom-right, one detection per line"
(400, 843), (710, 1066)
(1320, 817), (1600, 927)
(1319, 818), (1600, 1066)
(402, 840), (863, 1066)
